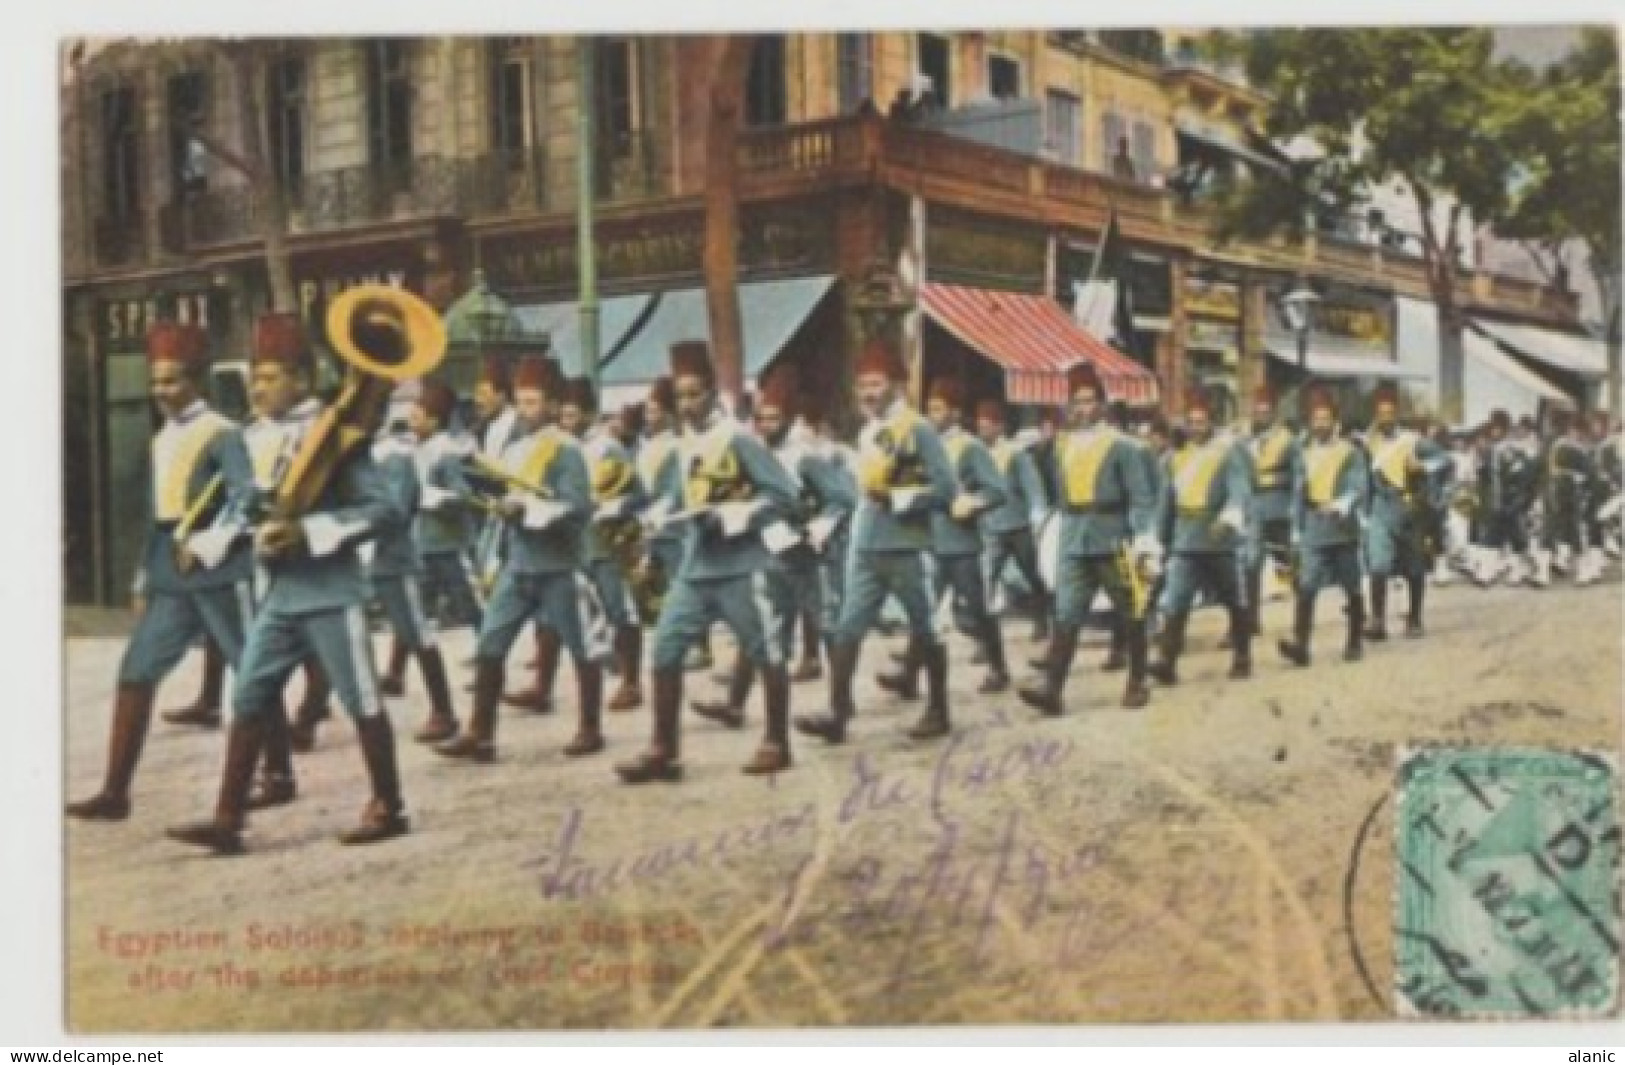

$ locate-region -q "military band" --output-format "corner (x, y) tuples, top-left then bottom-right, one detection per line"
(68, 282), (1621, 858)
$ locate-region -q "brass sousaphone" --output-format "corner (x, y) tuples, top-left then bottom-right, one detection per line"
(267, 285), (447, 523)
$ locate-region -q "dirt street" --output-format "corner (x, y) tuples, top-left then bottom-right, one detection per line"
(62, 577), (1622, 1031)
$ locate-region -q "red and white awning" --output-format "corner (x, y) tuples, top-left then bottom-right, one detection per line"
(920, 283), (1160, 406)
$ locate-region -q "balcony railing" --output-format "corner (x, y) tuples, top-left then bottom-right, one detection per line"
(738, 117), (864, 178)
(459, 146), (550, 217)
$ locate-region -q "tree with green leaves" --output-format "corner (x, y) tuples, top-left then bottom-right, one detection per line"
(1206, 28), (1536, 423)
(1500, 27), (1621, 415)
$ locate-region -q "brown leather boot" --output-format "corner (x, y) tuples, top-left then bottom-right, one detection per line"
(1345, 593), (1366, 662)
(436, 658), (501, 762)
(1018, 625), (1079, 717)
(289, 659), (331, 753)
(340, 714), (409, 845)
(1363, 579), (1388, 642)
(565, 662), (606, 757)
(67, 683), (155, 821)
(692, 654), (751, 729)
(791, 614), (823, 682)
(166, 713), (267, 855)
(247, 703), (298, 811)
(606, 627), (643, 711)
(875, 637), (922, 700)
(794, 641), (859, 744)
(1227, 605), (1253, 679)
(1278, 594), (1315, 667)
(743, 663), (792, 774)
(615, 667), (683, 783)
(978, 620), (1011, 694)
(1147, 613), (1187, 686)
(1122, 618), (1151, 709)
(906, 643), (951, 740)
(413, 646), (460, 744)
(162, 641), (223, 728)
(379, 637), (409, 697)
(503, 630), (558, 713)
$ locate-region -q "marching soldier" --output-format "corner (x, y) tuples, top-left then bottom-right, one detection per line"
(1362, 385), (1448, 639)
(1146, 390), (1254, 684)
(473, 356), (522, 458)
(1017, 363), (1159, 716)
(1539, 409), (1600, 587)
(616, 340), (802, 782)
(569, 375), (648, 713)
(691, 364), (857, 728)
(1473, 409), (1540, 586)
(167, 293), (424, 855)
(437, 355), (602, 763)
(67, 321), (257, 822)
(405, 380), (482, 634)
(793, 339), (959, 745)
(977, 399), (1051, 644)
(638, 374), (686, 601)
(368, 390), (463, 745)
(1589, 411), (1622, 564)
(1277, 387), (1371, 667)
(1242, 385), (1300, 638)
(876, 376), (1010, 697)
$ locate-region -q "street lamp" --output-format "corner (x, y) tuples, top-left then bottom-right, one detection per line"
(1279, 280), (1321, 420)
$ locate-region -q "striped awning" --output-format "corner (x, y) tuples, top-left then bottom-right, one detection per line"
(921, 283), (1161, 407)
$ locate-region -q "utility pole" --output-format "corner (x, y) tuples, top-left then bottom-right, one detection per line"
(577, 37), (600, 388)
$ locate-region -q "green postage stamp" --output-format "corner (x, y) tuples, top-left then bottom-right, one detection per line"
(1395, 746), (1620, 1019)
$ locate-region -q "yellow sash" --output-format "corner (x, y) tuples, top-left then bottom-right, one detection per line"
(155, 414), (226, 522)
(944, 431), (971, 468)
(515, 431), (563, 491)
(1059, 430), (1116, 507)
(1371, 432), (1416, 490)
(1304, 440), (1352, 506)
(1255, 428), (1292, 487)
(858, 409), (921, 495)
(249, 430), (283, 485)
(686, 433), (745, 509)
(1172, 443), (1227, 510)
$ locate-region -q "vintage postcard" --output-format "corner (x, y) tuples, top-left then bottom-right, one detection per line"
(50, 20), (1623, 1037)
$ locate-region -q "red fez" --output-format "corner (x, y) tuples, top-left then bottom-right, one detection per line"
(479, 356), (511, 393)
(975, 398), (1006, 425)
(1372, 383), (1398, 409)
(1306, 386), (1335, 415)
(670, 340), (715, 385)
(561, 375), (597, 413)
(854, 338), (907, 382)
(927, 376), (966, 411)
(1066, 361), (1103, 400)
(418, 380), (457, 424)
(758, 364), (798, 417)
(648, 375), (676, 413)
(146, 320), (208, 371)
(1185, 387), (1212, 417)
(251, 313), (307, 367)
(513, 355), (553, 393)
(1252, 384), (1276, 407)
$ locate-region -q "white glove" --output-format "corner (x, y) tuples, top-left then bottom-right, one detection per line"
(1214, 506), (1245, 537)
(806, 513), (839, 552)
(760, 520), (802, 555)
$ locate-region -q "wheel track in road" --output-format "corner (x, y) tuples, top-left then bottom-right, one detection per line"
(1132, 755), (1340, 1020)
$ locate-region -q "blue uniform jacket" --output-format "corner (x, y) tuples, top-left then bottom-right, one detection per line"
(1291, 434), (1371, 548)
(414, 432), (476, 557)
(135, 401), (256, 597)
(367, 434), (422, 578)
(931, 427), (1006, 557)
(1049, 424), (1158, 558)
(259, 449), (403, 616)
(668, 410), (801, 582)
(1155, 435), (1254, 555)
(849, 398), (958, 555)
(497, 426), (592, 576)
(982, 436), (1044, 535)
